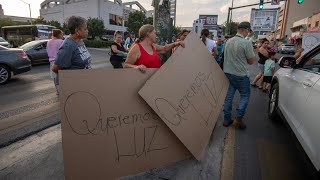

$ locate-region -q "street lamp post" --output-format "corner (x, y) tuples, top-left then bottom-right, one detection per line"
(19, 0), (32, 25)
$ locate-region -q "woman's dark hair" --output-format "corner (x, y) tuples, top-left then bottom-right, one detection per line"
(67, 16), (87, 34)
(114, 31), (121, 37)
(201, 29), (209, 45)
(261, 38), (269, 44)
(177, 29), (190, 39)
(52, 29), (63, 38)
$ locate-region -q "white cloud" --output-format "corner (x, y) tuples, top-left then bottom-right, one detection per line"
(219, 4), (229, 13)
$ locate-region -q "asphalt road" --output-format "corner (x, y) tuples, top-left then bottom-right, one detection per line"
(0, 51), (312, 180)
(0, 48), (112, 147)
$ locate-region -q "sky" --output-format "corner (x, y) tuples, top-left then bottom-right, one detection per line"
(0, 0), (283, 27)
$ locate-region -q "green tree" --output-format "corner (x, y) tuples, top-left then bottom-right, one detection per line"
(172, 26), (181, 36)
(145, 17), (153, 25)
(47, 20), (62, 29)
(223, 20), (239, 36)
(0, 18), (15, 30)
(32, 16), (48, 25)
(127, 11), (147, 35)
(62, 22), (70, 35)
(87, 17), (105, 39)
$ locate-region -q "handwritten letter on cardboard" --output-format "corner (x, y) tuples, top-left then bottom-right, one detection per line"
(59, 69), (190, 180)
(139, 32), (229, 160)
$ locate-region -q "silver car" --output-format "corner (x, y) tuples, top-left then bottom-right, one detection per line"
(269, 42), (320, 175)
(0, 37), (10, 48)
(278, 44), (296, 54)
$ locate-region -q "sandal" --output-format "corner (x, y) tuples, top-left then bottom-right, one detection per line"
(251, 83), (258, 87)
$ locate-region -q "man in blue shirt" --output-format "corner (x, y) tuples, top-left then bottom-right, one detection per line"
(215, 38), (224, 63)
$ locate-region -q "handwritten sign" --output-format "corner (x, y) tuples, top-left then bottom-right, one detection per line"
(59, 69), (190, 180)
(139, 31), (229, 160)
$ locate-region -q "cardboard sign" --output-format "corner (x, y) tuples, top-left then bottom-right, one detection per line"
(139, 31), (229, 160)
(59, 69), (190, 180)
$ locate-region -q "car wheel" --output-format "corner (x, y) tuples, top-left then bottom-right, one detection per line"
(0, 65), (11, 85)
(268, 83), (280, 121)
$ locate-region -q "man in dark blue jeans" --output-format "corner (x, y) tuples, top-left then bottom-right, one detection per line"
(222, 22), (256, 129)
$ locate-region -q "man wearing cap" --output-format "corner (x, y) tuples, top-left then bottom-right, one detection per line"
(125, 32), (136, 49)
(222, 21), (256, 129)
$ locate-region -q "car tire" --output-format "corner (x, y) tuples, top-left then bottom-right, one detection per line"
(268, 83), (280, 121)
(0, 65), (11, 85)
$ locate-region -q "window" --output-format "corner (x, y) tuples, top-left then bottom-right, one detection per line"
(109, 14), (123, 26)
(303, 48), (320, 73)
(315, 21), (319, 27)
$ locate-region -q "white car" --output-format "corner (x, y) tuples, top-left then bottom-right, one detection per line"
(269, 42), (320, 174)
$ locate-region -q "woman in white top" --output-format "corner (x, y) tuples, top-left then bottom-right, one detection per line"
(201, 29), (218, 57)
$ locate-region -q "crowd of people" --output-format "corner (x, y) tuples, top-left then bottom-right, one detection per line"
(47, 16), (304, 130)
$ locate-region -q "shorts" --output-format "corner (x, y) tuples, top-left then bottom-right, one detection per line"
(50, 62), (57, 79)
(263, 76), (272, 83)
(258, 63), (264, 72)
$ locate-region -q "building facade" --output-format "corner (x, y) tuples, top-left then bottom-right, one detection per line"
(40, 0), (152, 33)
(275, 0), (320, 40)
(170, 0), (177, 26)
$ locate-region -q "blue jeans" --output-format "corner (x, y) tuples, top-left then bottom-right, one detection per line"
(223, 73), (251, 122)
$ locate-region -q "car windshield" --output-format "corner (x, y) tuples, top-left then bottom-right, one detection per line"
(19, 41), (42, 51)
(284, 45), (294, 47)
(0, 37), (7, 42)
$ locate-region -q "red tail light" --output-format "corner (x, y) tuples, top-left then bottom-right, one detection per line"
(17, 51), (28, 58)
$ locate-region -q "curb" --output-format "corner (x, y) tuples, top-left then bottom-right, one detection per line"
(87, 48), (110, 51)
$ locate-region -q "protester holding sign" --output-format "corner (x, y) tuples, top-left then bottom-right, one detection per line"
(124, 24), (185, 72)
(52, 16), (92, 92)
(172, 29), (190, 53)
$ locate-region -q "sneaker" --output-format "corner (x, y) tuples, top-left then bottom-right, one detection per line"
(234, 118), (246, 129)
(223, 120), (234, 127)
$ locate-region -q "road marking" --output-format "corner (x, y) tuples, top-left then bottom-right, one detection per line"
(220, 126), (236, 180)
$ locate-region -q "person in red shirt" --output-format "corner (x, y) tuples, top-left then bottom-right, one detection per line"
(124, 24), (184, 72)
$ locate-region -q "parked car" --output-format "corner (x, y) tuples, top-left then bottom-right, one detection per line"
(19, 40), (49, 64)
(0, 45), (31, 85)
(0, 37), (10, 48)
(269, 42), (320, 175)
(278, 44), (296, 54)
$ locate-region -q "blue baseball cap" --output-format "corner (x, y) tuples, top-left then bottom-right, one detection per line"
(130, 32), (135, 35)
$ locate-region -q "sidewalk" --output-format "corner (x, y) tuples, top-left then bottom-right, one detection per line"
(87, 47), (110, 51)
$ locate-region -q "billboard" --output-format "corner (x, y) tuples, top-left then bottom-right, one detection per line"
(253, 16), (274, 29)
(250, 8), (279, 32)
(199, 15), (218, 26)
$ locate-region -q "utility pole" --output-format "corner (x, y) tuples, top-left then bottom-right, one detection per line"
(19, 0), (32, 25)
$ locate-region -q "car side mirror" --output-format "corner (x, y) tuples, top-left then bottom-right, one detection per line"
(278, 56), (296, 68)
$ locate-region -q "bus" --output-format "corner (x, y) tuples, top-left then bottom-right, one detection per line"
(1, 24), (56, 47)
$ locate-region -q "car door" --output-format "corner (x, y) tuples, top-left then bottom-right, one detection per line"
(295, 49), (320, 171)
(280, 45), (320, 132)
(39, 41), (49, 62)
(30, 42), (47, 63)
